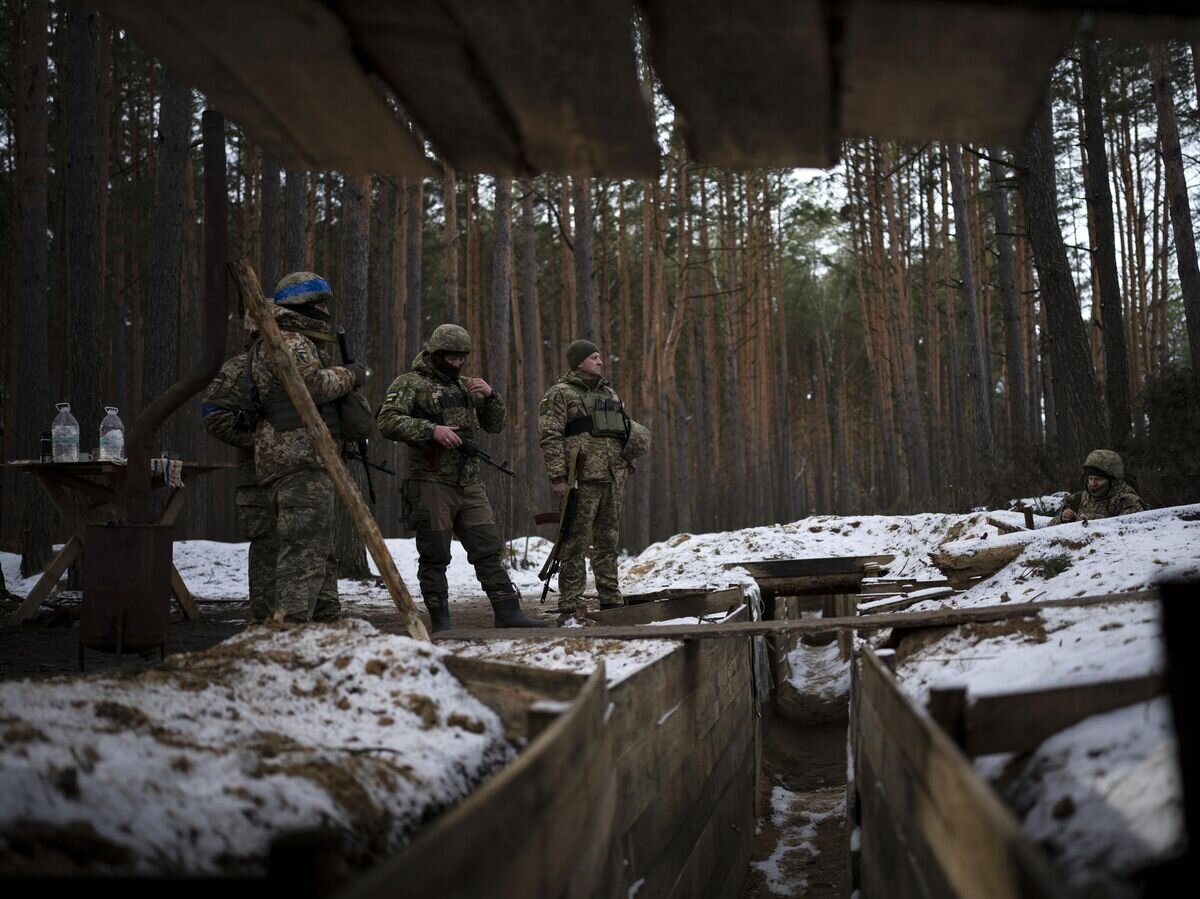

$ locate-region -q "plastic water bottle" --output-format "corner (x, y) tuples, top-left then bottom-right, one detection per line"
(51, 403), (80, 462)
(98, 406), (125, 461)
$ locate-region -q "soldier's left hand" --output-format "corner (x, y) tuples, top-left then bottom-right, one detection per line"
(466, 377), (493, 397)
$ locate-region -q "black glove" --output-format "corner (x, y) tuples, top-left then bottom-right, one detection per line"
(344, 361), (367, 388)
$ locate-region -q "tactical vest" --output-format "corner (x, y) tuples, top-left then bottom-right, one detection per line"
(248, 342), (343, 436)
(564, 385), (628, 440)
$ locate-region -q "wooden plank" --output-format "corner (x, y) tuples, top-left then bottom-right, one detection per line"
(965, 673), (1166, 757)
(9, 536), (82, 624)
(641, 0), (836, 168)
(233, 261), (428, 640)
(855, 649), (1065, 898)
(586, 586), (745, 625)
(342, 666), (616, 899)
(840, 0), (1077, 146)
(436, 590), (1161, 642)
(440, 0), (657, 177)
(168, 565), (201, 621)
(443, 654), (588, 741)
(729, 554), (895, 578)
(614, 638), (744, 835)
(860, 578), (949, 595)
(93, 0), (433, 176)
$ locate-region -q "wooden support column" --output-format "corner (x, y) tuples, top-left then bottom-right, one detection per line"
(232, 260), (429, 641)
(928, 685), (968, 749)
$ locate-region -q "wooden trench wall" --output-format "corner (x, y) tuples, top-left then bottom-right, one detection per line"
(849, 647), (1066, 899)
(345, 589), (759, 899)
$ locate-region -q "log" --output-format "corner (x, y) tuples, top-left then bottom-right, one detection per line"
(435, 589), (1159, 642)
(232, 260), (428, 641)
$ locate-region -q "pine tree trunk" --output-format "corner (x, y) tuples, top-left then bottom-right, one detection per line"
(947, 143), (995, 476)
(519, 181), (541, 506)
(573, 175), (595, 339)
(284, 169), (305, 272)
(145, 71), (190, 463)
(443, 165), (459, 322)
(260, 155), (280, 293)
(404, 176), (424, 365)
(334, 173), (370, 578)
(67, 4), (104, 450)
(989, 150), (1027, 453)
(1148, 42), (1200, 403)
(1015, 104), (1106, 473)
(1080, 39), (1132, 448)
(16, 0), (52, 575)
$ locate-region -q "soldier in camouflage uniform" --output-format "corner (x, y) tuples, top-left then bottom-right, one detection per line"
(377, 324), (547, 632)
(1050, 449), (1146, 525)
(201, 314), (278, 621)
(539, 339), (650, 625)
(252, 272), (366, 622)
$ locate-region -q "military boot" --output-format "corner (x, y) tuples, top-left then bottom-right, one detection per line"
(490, 592), (549, 628)
(424, 596), (451, 633)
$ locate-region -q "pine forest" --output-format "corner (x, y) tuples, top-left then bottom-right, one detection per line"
(2, 5), (1200, 576)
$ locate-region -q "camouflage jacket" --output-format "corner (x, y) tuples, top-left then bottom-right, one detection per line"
(376, 350), (505, 486)
(251, 306), (355, 485)
(538, 371), (629, 484)
(1050, 480), (1145, 525)
(201, 352), (256, 487)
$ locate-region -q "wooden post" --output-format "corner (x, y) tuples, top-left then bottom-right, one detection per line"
(928, 685), (968, 749)
(1023, 508), (1035, 529)
(231, 260), (429, 641)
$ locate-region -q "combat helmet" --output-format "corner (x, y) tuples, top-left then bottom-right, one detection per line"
(427, 324), (472, 355)
(273, 272), (334, 306)
(622, 419), (651, 462)
(1083, 449), (1124, 481)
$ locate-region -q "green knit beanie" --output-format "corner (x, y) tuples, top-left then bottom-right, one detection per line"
(567, 339), (599, 370)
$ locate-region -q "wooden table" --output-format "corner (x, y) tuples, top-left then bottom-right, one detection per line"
(4, 460), (232, 624)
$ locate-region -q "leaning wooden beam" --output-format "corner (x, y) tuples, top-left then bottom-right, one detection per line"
(436, 590), (1159, 642)
(232, 260), (428, 642)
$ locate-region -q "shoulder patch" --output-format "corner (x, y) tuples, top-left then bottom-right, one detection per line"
(292, 346), (311, 365)
(539, 398), (549, 415)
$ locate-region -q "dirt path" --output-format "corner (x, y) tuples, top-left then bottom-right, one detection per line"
(740, 681), (849, 898)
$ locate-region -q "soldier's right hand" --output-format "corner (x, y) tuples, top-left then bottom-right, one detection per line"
(432, 425), (462, 448)
(344, 361), (368, 387)
(1060, 508), (1077, 522)
(551, 481), (568, 499)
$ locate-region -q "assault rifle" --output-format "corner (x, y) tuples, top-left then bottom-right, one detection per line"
(537, 449), (583, 603)
(455, 435), (516, 478)
(342, 448), (396, 477)
(335, 325), (376, 504)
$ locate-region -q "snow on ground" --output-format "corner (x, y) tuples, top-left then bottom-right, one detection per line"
(619, 511), (1029, 595)
(446, 636), (679, 687)
(977, 699), (1183, 895)
(0, 620), (511, 873)
(922, 503), (1200, 610)
(750, 785), (844, 896)
(786, 639), (851, 702)
(894, 602), (1165, 709)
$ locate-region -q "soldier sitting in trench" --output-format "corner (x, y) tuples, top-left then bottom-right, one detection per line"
(1049, 449), (1145, 525)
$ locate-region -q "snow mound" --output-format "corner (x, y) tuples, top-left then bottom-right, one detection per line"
(0, 619), (511, 874)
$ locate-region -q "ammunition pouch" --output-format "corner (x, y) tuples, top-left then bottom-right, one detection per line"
(565, 390), (627, 439)
(337, 390), (374, 442)
(262, 396), (343, 437)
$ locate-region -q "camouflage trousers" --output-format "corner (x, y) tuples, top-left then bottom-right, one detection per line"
(267, 469), (340, 621)
(235, 484), (279, 621)
(404, 479), (513, 601)
(558, 479), (624, 612)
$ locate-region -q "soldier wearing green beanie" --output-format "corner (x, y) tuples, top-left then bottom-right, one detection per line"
(538, 340), (650, 625)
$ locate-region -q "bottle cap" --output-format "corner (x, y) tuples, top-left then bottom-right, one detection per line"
(105, 406), (119, 415)
(56, 402), (71, 413)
